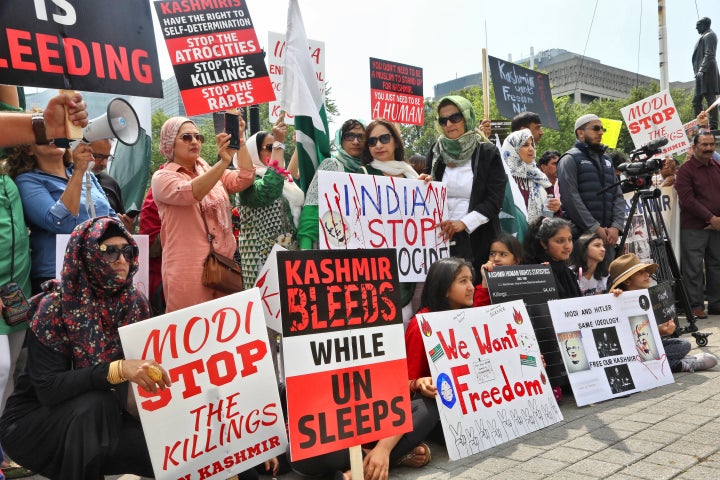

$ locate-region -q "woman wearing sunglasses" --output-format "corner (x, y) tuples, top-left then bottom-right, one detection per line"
(5, 136), (116, 294)
(236, 117), (304, 286)
(501, 129), (559, 224)
(297, 118), (367, 249)
(151, 116), (255, 312)
(0, 216), (170, 480)
(422, 95), (507, 282)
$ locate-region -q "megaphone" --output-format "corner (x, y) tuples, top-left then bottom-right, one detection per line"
(82, 98), (140, 146)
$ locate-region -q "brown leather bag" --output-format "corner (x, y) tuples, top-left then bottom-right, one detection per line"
(200, 206), (243, 294)
(202, 250), (244, 294)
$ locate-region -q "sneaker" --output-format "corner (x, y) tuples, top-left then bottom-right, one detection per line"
(681, 353), (718, 372)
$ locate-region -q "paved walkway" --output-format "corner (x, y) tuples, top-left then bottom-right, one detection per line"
(21, 317), (720, 480)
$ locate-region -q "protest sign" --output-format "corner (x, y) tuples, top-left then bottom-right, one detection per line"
(548, 291), (674, 406)
(254, 244), (286, 333)
(119, 289), (287, 480)
(267, 31), (324, 124)
(0, 0), (162, 96)
(370, 57), (424, 125)
(56, 234), (150, 299)
(490, 120), (512, 144)
(317, 171), (449, 281)
(620, 186), (680, 263)
(600, 118), (623, 149)
(418, 300), (562, 460)
(278, 249), (411, 461)
(649, 281), (679, 327)
(487, 56), (558, 130)
(620, 90), (690, 156)
(154, 0), (275, 116)
(485, 265), (567, 387)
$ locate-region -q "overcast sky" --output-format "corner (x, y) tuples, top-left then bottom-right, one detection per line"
(152, 0), (714, 130)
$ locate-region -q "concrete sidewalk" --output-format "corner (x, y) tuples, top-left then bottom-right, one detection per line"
(20, 317), (720, 480)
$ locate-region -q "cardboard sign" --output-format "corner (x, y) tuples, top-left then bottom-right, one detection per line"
(487, 56), (559, 130)
(317, 171), (450, 282)
(278, 249), (411, 461)
(154, 0), (275, 116)
(56, 234), (150, 300)
(0, 0), (162, 96)
(485, 265), (567, 387)
(600, 118), (623, 149)
(649, 281), (679, 327)
(267, 31), (325, 124)
(620, 90), (690, 157)
(119, 289), (287, 480)
(369, 57), (424, 125)
(548, 291), (674, 406)
(418, 300), (562, 460)
(254, 244), (286, 333)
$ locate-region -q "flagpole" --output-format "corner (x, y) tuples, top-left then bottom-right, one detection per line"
(482, 48), (490, 120)
(657, 0), (669, 91)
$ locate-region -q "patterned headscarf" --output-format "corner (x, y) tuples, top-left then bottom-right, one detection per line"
(332, 119), (367, 173)
(431, 95), (487, 168)
(502, 129), (551, 223)
(159, 116), (194, 161)
(29, 217), (150, 368)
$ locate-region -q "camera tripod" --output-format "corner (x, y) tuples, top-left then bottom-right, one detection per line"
(616, 186), (708, 343)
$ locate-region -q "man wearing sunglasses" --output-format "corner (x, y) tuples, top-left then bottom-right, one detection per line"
(557, 114), (625, 261)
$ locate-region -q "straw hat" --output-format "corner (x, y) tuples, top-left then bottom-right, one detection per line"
(609, 254), (659, 290)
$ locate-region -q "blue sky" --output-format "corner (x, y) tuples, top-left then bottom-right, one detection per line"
(152, 0), (714, 128)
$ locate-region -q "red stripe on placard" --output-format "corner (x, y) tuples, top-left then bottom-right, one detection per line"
(370, 89), (424, 125)
(285, 359), (411, 462)
(180, 77), (275, 116)
(165, 29), (261, 65)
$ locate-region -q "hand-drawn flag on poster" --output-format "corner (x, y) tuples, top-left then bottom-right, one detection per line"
(280, 0), (331, 193)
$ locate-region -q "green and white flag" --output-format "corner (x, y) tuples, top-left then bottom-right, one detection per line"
(280, 0), (330, 193)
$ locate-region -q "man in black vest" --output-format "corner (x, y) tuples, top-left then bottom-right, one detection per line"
(557, 114), (625, 261)
(693, 17), (719, 130)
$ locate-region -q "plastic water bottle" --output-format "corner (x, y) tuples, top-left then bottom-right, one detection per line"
(542, 194), (555, 218)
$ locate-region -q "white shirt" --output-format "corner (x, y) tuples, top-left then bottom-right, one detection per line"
(442, 161), (488, 233)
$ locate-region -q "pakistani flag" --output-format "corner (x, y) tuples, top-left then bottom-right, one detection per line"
(496, 134), (528, 241)
(280, 0), (331, 193)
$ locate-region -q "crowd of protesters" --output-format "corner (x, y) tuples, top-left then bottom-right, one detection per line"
(0, 83), (718, 480)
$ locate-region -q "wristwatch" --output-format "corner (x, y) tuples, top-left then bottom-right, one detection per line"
(31, 113), (50, 145)
(272, 141), (286, 150)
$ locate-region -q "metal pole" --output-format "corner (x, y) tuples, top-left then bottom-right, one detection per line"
(658, 0), (670, 91)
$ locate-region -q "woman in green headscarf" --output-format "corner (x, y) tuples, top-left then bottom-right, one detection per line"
(297, 118), (372, 249)
(423, 95), (507, 282)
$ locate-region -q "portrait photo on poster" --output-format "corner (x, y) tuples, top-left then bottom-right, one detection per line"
(557, 331), (590, 373)
(605, 364), (636, 394)
(593, 327), (623, 358)
(629, 315), (660, 361)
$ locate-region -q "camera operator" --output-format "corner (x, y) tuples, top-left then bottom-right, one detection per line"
(558, 114), (625, 261)
(675, 130), (720, 319)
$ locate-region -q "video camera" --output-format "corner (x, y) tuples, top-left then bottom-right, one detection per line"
(616, 137), (668, 188)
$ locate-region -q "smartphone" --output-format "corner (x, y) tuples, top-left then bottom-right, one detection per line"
(225, 112), (240, 149)
(125, 209), (141, 219)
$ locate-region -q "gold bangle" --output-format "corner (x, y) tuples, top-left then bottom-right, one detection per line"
(106, 360), (127, 385)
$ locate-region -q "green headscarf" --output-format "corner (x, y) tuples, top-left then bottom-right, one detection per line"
(432, 95), (487, 167)
(332, 119), (367, 173)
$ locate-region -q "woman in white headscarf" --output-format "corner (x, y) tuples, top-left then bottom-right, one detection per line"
(236, 119), (304, 285)
(502, 129), (559, 224)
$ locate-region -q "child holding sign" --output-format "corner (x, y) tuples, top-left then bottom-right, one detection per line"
(609, 253), (717, 372)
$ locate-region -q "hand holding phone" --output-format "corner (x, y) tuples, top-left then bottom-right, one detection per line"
(225, 112), (240, 150)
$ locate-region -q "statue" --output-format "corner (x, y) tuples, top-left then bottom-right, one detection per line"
(693, 17), (720, 130)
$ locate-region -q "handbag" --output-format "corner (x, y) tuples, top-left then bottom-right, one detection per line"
(200, 206), (244, 294)
(1, 177), (30, 326)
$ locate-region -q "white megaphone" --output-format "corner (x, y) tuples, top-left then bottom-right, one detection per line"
(82, 98), (140, 146)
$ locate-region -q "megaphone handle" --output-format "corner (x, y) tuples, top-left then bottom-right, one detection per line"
(59, 89), (83, 140)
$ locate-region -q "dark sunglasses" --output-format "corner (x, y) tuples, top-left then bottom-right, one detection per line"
(92, 153), (113, 161)
(261, 144), (273, 152)
(99, 243), (138, 263)
(438, 112), (464, 126)
(366, 133), (392, 147)
(179, 133), (205, 143)
(586, 125), (606, 132)
(342, 132), (365, 142)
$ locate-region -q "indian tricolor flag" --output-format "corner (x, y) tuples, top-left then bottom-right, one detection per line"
(280, 0), (331, 193)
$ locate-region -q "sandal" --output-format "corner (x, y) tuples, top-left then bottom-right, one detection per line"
(3, 461), (34, 479)
(395, 442), (431, 468)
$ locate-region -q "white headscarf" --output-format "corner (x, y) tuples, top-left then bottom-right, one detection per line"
(502, 130), (551, 223)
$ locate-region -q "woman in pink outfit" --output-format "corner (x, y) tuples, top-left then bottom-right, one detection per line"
(151, 116), (254, 312)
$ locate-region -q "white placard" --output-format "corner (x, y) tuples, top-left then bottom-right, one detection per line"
(620, 90), (690, 156)
(253, 244), (286, 333)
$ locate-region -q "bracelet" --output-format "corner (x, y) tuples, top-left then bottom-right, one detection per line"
(272, 141), (285, 150)
(107, 359), (127, 384)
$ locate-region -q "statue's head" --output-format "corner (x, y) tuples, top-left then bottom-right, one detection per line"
(697, 17), (711, 34)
